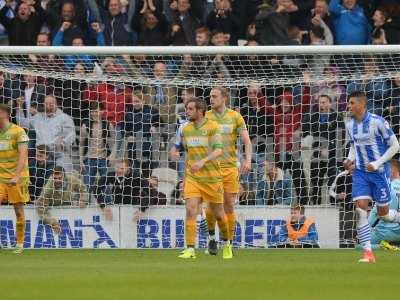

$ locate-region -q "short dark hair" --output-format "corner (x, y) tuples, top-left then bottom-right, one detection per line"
(53, 165), (65, 174)
(318, 94), (332, 102)
(348, 91), (367, 102)
(36, 144), (50, 154)
(291, 204), (305, 215)
(185, 97), (207, 115)
(0, 103), (10, 114)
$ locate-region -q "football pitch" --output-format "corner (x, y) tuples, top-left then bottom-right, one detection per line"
(0, 249), (398, 300)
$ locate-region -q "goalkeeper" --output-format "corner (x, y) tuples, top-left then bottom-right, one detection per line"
(369, 159), (400, 250)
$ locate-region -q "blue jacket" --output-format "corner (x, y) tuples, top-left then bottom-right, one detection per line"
(329, 0), (371, 45)
(256, 168), (295, 205)
(53, 30), (105, 70)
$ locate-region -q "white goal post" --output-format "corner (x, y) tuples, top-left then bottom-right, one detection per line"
(0, 45), (399, 249)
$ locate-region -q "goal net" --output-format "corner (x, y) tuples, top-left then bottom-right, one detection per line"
(0, 45), (399, 249)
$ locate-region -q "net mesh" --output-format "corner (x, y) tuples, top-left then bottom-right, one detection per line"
(0, 48), (399, 249)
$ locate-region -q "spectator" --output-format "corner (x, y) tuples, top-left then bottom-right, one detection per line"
(0, 72), (12, 106)
(16, 94), (76, 172)
(210, 28), (229, 46)
(83, 79), (132, 125)
(274, 91), (308, 204)
(329, 168), (353, 207)
(164, 0), (203, 25)
(372, 6), (400, 45)
(55, 62), (90, 128)
(274, 92), (302, 160)
(0, 0), (46, 45)
(206, 0), (240, 45)
(301, 94), (344, 204)
(255, 0), (297, 45)
(176, 87), (195, 126)
(383, 75), (400, 141)
(138, 9), (169, 46)
(312, 0), (334, 34)
(310, 66), (347, 112)
(194, 26), (210, 46)
(145, 61), (178, 124)
(12, 74), (46, 117)
(309, 17), (333, 46)
(47, 1), (86, 46)
(80, 102), (114, 193)
(29, 144), (55, 202)
(238, 181), (256, 205)
(171, 180), (184, 205)
(329, 0), (371, 45)
(347, 56), (390, 115)
(53, 27), (105, 71)
(101, 0), (138, 45)
(277, 205), (319, 248)
(36, 166), (89, 234)
(28, 33), (58, 69)
(256, 160), (295, 205)
(96, 159), (165, 220)
(239, 83), (274, 183)
(169, 0), (200, 45)
(122, 89), (160, 176)
(289, 0), (314, 31)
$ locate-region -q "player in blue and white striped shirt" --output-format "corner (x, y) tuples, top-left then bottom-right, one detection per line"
(344, 91), (400, 263)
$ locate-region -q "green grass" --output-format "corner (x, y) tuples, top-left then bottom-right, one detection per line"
(0, 249), (399, 300)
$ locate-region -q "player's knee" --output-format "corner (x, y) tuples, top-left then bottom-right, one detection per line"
(186, 206), (197, 219)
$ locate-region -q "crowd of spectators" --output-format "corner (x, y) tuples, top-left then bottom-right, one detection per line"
(0, 0), (398, 231)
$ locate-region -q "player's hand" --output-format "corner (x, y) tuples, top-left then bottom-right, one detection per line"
(240, 160), (251, 175)
(367, 163), (377, 172)
(337, 192), (346, 200)
(343, 159), (354, 171)
(9, 175), (20, 185)
(191, 160), (205, 173)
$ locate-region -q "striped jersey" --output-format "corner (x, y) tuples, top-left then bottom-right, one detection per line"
(181, 119), (223, 183)
(0, 123), (29, 182)
(205, 108), (247, 168)
(346, 112), (395, 173)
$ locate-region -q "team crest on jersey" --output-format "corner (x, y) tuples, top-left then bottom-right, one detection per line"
(186, 137), (208, 147)
(220, 124), (234, 134)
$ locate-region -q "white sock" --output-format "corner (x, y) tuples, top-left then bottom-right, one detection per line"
(209, 234), (216, 241)
(356, 208), (372, 251)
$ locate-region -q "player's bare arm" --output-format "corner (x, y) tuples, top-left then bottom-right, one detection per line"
(10, 143), (28, 185)
(239, 128), (252, 174)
